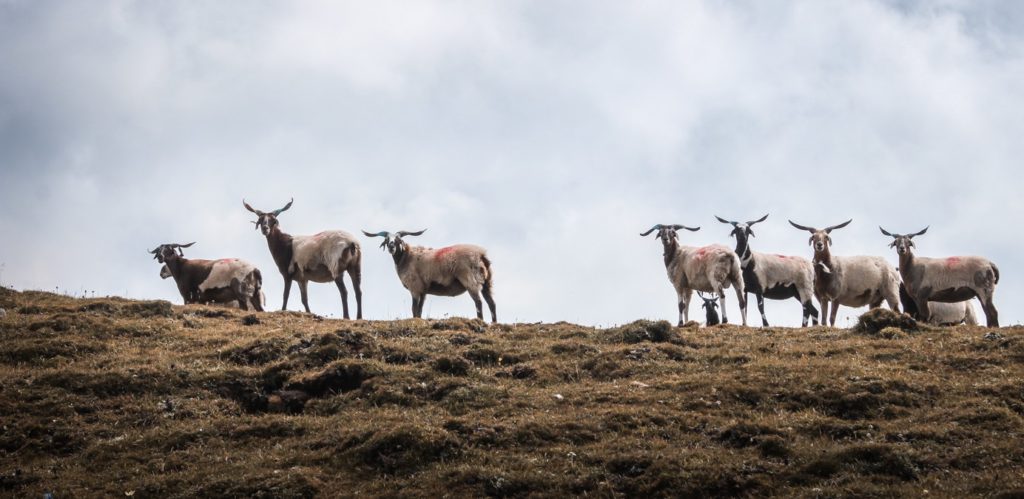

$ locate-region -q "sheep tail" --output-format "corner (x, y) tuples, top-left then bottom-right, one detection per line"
(992, 263), (1000, 285)
(481, 254), (494, 293)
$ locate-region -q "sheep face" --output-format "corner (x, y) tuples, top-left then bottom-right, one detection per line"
(159, 265), (172, 279)
(789, 219), (852, 253)
(879, 226), (928, 256)
(148, 243), (194, 264)
(243, 198), (293, 235)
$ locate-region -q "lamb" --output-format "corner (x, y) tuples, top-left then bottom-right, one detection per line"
(641, 224), (746, 326)
(789, 220), (901, 326)
(149, 242), (264, 311)
(243, 199), (362, 318)
(715, 214), (819, 326)
(697, 291), (721, 326)
(880, 226), (999, 327)
(898, 283), (977, 326)
(362, 229), (496, 323)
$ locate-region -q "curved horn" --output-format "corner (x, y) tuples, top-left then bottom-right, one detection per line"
(671, 224), (700, 232)
(788, 220), (817, 232)
(271, 198), (293, 216)
(640, 224), (663, 236)
(908, 226), (929, 238)
(362, 230), (389, 238)
(747, 213), (769, 225)
(396, 229), (426, 237)
(714, 216), (738, 226)
(824, 219), (852, 233)
(242, 199), (263, 215)
(879, 226), (898, 238)
(172, 242), (195, 248)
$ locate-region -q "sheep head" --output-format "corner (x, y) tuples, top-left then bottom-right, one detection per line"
(243, 198), (293, 235)
(789, 219), (851, 252)
(697, 291), (719, 309)
(715, 213), (768, 240)
(880, 226), (928, 255)
(363, 229), (426, 256)
(148, 242), (195, 264)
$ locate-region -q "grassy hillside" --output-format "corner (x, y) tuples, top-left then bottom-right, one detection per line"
(1, 287), (1022, 497)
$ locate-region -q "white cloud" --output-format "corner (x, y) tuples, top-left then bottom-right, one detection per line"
(0, 0), (1021, 326)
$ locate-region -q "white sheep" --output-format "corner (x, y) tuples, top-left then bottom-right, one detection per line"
(881, 226), (999, 327)
(789, 220), (901, 326)
(641, 224), (747, 326)
(715, 214), (819, 326)
(243, 199), (362, 318)
(363, 229), (497, 323)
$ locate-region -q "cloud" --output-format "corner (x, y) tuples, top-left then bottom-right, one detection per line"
(0, 0), (1021, 326)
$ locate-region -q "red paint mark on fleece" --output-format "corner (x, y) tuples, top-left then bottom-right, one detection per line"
(694, 247), (709, 259)
(775, 254), (792, 260)
(945, 257), (962, 268)
(218, 258), (238, 264)
(435, 246), (458, 259)
(312, 231), (328, 240)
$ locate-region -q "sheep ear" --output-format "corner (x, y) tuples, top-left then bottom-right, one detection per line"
(807, 236), (813, 246)
(826, 235), (832, 246)
(888, 240), (897, 248)
(909, 240), (916, 248)
(748, 228), (756, 238)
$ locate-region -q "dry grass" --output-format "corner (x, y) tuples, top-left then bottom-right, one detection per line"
(1, 287), (1023, 497)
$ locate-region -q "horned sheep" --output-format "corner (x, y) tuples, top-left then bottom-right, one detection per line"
(150, 242), (264, 311)
(716, 214), (819, 326)
(880, 226), (999, 327)
(363, 229), (497, 323)
(243, 199), (363, 318)
(789, 220), (901, 326)
(697, 291), (721, 326)
(641, 224), (747, 327)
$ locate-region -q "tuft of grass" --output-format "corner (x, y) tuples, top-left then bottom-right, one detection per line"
(855, 308), (918, 335)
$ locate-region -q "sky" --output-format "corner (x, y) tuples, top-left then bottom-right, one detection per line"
(1, 0), (1021, 327)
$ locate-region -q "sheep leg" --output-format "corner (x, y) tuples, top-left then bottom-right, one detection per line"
(677, 290), (691, 326)
(818, 296), (829, 326)
(914, 293), (931, 324)
(829, 301), (840, 327)
(482, 282), (497, 324)
(802, 300), (819, 327)
(412, 294), (426, 318)
(251, 291), (264, 312)
(349, 268), (363, 320)
(281, 278), (292, 311)
(718, 290), (729, 324)
(468, 288), (485, 321)
(755, 293), (768, 327)
(297, 280), (311, 313)
(979, 294), (999, 328)
(335, 276), (350, 319)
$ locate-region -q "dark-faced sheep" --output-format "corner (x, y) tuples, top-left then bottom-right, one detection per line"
(716, 214), (819, 326)
(150, 243), (263, 311)
(243, 199), (362, 318)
